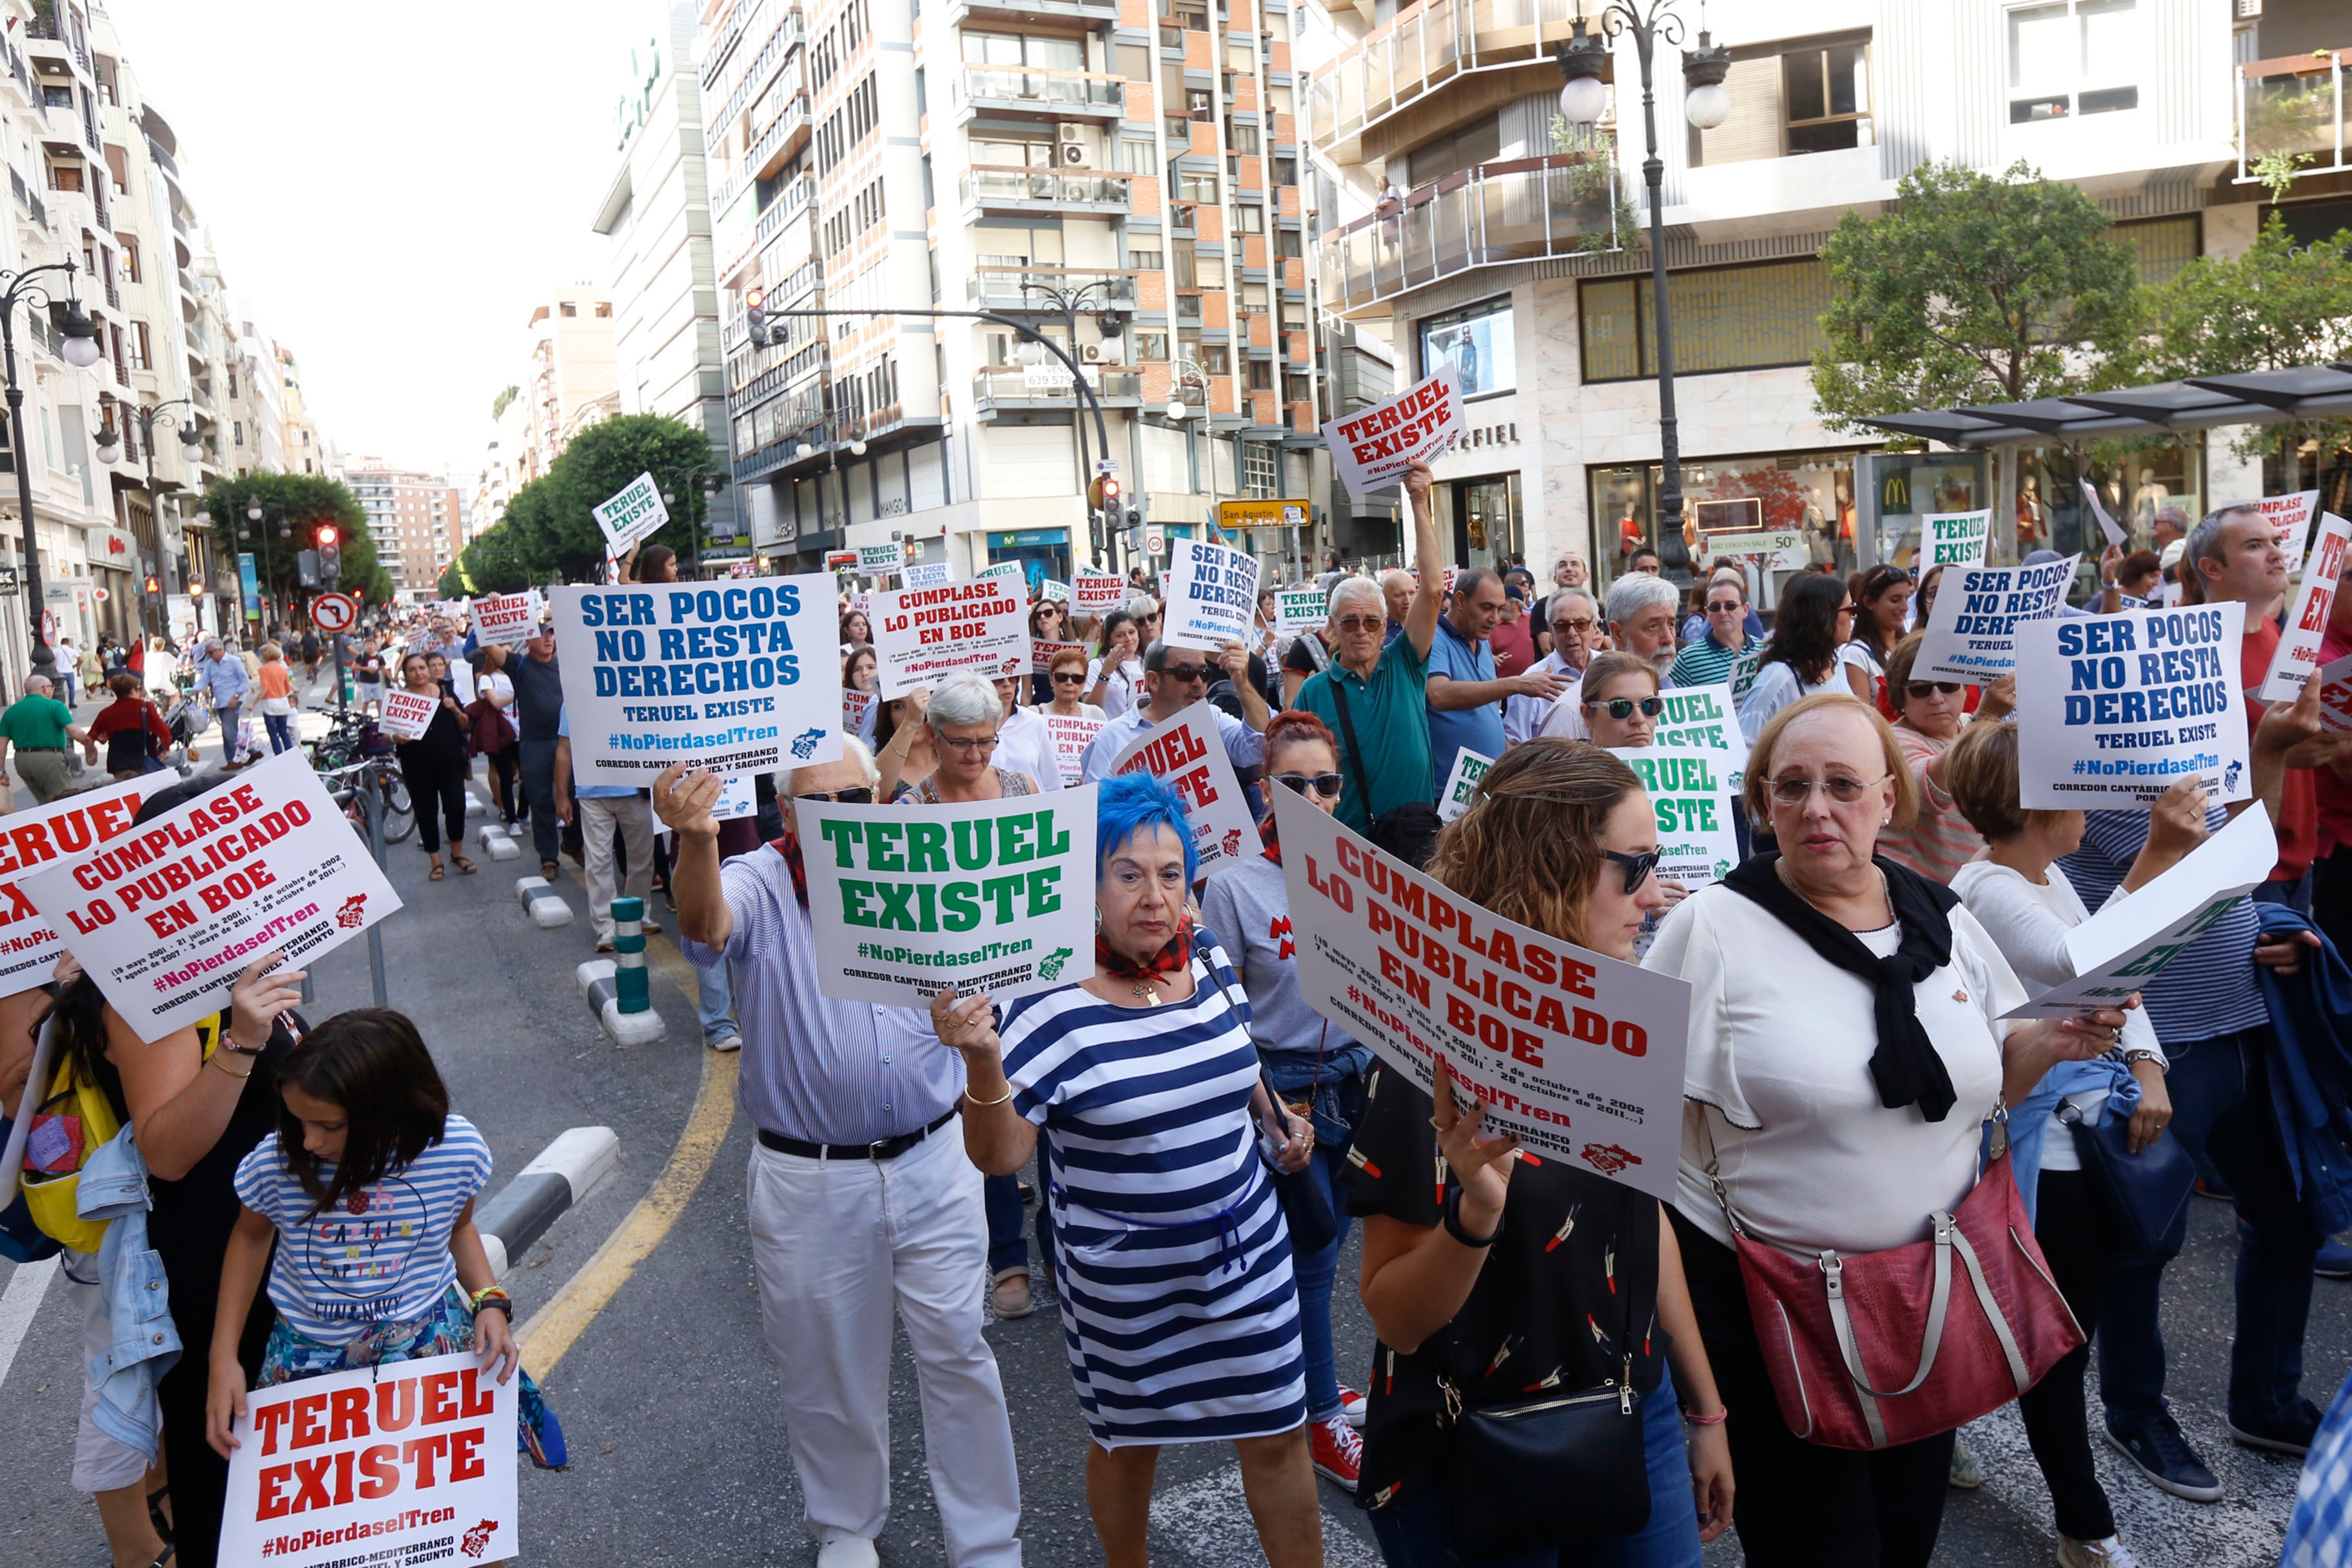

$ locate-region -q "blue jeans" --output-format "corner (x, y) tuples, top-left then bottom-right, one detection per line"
(695, 955), (736, 1043)
(1294, 1131), (1354, 1422)
(518, 738), (560, 864)
(264, 712), (295, 754)
(2100, 1026), (2324, 1430)
(1367, 1364), (1702, 1568)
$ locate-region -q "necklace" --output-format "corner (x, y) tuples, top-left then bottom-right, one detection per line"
(1133, 979), (1163, 1006)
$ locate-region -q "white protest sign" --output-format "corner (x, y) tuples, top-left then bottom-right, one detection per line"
(0, 775), (151, 992)
(470, 591), (540, 647)
(2235, 489), (2321, 574)
(857, 542), (903, 578)
(1044, 709), (1106, 787)
(1320, 366), (1464, 499)
(2014, 600), (2249, 808)
(796, 789), (1097, 1005)
(1920, 509), (1993, 569)
(22, 750), (402, 1041)
(1043, 578), (1071, 603)
(1611, 745), (1740, 887)
(654, 772), (758, 838)
(1164, 538), (1262, 651)
(549, 578), (845, 787)
(374, 688), (439, 741)
(593, 471), (670, 558)
(2002, 808), (2277, 1019)
(1651, 684), (1743, 772)
(871, 578), (1030, 699)
(2080, 480), (2126, 549)
(1728, 646), (1764, 706)
(1072, 571), (1126, 617)
(843, 686), (879, 736)
(2316, 651), (2352, 735)
(1436, 748), (1491, 823)
(1271, 788), (1689, 1199)
(1272, 585), (1328, 634)
(903, 559), (951, 589)
(1031, 638), (1088, 674)
(2259, 513), (2352, 701)
(1107, 699), (1257, 879)
(217, 1351), (516, 1568)
(1912, 555), (2079, 683)
(975, 560), (1026, 583)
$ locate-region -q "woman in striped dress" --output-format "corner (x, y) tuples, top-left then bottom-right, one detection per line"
(933, 772), (1324, 1568)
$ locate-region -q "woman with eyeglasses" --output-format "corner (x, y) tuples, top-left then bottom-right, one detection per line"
(1347, 740), (1733, 1566)
(1086, 609), (1145, 716)
(1843, 565), (1914, 707)
(899, 672), (1039, 807)
(1645, 694), (2128, 1568)
(1578, 650), (1666, 750)
(1040, 646), (1100, 786)
(1874, 632), (2014, 883)
(1200, 710), (1376, 1493)
(934, 772), (1322, 1568)
(1735, 573), (1856, 745)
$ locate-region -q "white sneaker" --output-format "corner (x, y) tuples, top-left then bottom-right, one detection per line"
(707, 1032), (742, 1054)
(816, 1539), (879, 1568)
(2058, 1536), (2141, 1568)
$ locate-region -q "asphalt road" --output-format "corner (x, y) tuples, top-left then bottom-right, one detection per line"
(1, 693), (2344, 1565)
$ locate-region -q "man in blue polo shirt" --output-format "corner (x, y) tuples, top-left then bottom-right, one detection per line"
(1426, 566), (1566, 793)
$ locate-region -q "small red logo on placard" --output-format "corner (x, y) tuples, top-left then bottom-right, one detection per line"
(1580, 1143), (1642, 1177)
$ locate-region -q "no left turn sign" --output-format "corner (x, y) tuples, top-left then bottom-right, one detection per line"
(311, 593), (358, 632)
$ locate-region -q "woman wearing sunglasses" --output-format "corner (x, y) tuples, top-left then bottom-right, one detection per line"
(1028, 601), (1072, 706)
(1200, 710), (1376, 1493)
(874, 687), (941, 801)
(1874, 632), (2014, 882)
(1348, 739), (1734, 1567)
(1578, 651), (1666, 750)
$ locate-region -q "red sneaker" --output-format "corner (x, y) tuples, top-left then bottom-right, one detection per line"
(1337, 1385), (1367, 1428)
(1309, 1414), (1362, 1492)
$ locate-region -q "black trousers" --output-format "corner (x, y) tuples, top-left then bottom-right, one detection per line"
(484, 741), (521, 823)
(2017, 1168), (2118, 1542)
(400, 750), (469, 854)
(1670, 1208), (1955, 1568)
(152, 1230), (271, 1568)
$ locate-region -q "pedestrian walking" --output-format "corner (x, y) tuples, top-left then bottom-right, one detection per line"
(299, 628), (320, 684)
(190, 638), (250, 767)
(510, 623), (566, 877)
(0, 673), (92, 803)
(86, 671), (172, 779)
(467, 649), (521, 828)
(555, 708), (658, 951)
(253, 642), (298, 756)
(353, 638), (385, 717)
(54, 633), (79, 706)
(393, 653), (476, 881)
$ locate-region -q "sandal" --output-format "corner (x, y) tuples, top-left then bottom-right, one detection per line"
(429, 861), (446, 881)
(452, 854), (479, 875)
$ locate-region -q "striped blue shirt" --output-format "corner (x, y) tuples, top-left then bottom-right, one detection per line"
(2060, 806), (2266, 1044)
(233, 1115), (493, 1345)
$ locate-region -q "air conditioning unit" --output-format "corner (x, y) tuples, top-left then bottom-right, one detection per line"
(1079, 343), (1104, 364)
(1055, 121), (1084, 142)
(1059, 142), (1087, 167)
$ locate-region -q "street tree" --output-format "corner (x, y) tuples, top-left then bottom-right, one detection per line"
(197, 471), (392, 612)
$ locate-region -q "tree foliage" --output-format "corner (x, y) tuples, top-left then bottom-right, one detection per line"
(451, 414), (718, 591)
(1811, 161), (2141, 431)
(195, 471), (393, 607)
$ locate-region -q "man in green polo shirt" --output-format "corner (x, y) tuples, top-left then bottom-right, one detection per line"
(1297, 461), (1443, 838)
(0, 674), (92, 805)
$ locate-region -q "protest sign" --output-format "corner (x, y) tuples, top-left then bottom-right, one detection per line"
(843, 685), (879, 736)
(857, 542), (903, 579)
(1272, 585), (1328, 634)
(549, 577), (845, 787)
(797, 787), (1097, 1005)
(23, 750), (402, 1041)
(374, 688), (438, 742)
(1271, 789), (1690, 1199)
(1043, 709), (1106, 787)
(1436, 749), (1491, 823)
(471, 591), (540, 647)
(2079, 481), (2126, 549)
(654, 772), (758, 838)
(1320, 366), (1463, 498)
(2237, 489), (2321, 574)
(1920, 509), (1992, 569)
(1106, 699), (1257, 879)
(593, 471), (669, 558)
(1912, 555), (2079, 683)
(1728, 647), (1763, 706)
(2258, 513), (2352, 700)
(903, 559), (951, 589)
(2317, 652), (2352, 735)
(217, 1351), (516, 1568)
(1072, 571), (1126, 617)
(0, 775), (150, 991)
(2003, 808), (2276, 1020)
(975, 560), (1026, 583)
(1030, 638), (1088, 674)
(1651, 684), (1742, 770)
(1041, 578), (1071, 603)
(1611, 745), (1740, 887)
(2014, 600), (2249, 808)
(870, 576), (1030, 699)
(1164, 538), (1262, 651)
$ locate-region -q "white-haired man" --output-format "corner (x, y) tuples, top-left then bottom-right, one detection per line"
(658, 740), (1024, 1568)
(1538, 572), (1681, 741)
(1504, 587), (1598, 746)
(1379, 568), (1414, 645)
(191, 636), (251, 767)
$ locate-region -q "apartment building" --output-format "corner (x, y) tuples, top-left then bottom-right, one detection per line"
(346, 458), (465, 596)
(698, 0), (1395, 585)
(1304, 0), (2349, 599)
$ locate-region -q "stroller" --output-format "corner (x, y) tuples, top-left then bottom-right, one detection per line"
(155, 692), (199, 775)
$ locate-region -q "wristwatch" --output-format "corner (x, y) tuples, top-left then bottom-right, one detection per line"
(1442, 1185), (1500, 1248)
(2121, 1048), (2163, 1068)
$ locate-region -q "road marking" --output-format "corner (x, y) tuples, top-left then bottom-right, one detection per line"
(0, 1255), (61, 1387)
(1146, 1460), (1380, 1567)
(516, 1041), (738, 1376)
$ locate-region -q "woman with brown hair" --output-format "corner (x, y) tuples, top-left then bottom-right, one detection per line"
(1347, 739), (1736, 1565)
(1874, 632), (2012, 882)
(1842, 565), (1914, 705)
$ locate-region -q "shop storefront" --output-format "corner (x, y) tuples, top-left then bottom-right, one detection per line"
(1436, 473), (1523, 575)
(985, 528), (1071, 598)
(1589, 446), (1868, 607)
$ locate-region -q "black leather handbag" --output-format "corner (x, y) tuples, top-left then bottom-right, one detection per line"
(2059, 1097), (2196, 1258)
(1329, 679), (1442, 868)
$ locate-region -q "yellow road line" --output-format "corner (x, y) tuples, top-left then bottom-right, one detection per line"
(516, 1043), (738, 1376)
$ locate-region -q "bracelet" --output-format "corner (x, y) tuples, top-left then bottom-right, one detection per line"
(965, 1084), (1014, 1109)
(209, 1053), (253, 1079)
(472, 1297), (512, 1318)
(1681, 1407), (1729, 1426)
(2121, 1048), (2162, 1068)
(471, 1287), (512, 1313)
(1441, 1185), (1500, 1248)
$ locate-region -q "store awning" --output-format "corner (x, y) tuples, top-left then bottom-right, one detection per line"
(1858, 362), (2352, 448)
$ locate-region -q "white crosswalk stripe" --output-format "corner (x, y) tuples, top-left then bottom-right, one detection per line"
(0, 1256), (61, 1390)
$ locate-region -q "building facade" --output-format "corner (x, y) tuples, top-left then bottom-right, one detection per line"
(345, 458), (465, 596)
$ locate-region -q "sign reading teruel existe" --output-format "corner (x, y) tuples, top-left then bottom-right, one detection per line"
(592, 471), (669, 558)
(1320, 367), (1463, 498)
(0, 774), (149, 990)
(1271, 789), (1689, 1199)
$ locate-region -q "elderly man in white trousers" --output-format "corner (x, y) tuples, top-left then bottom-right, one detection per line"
(657, 737), (1022, 1568)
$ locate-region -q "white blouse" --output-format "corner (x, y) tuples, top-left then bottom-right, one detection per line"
(1086, 656), (1142, 718)
(1646, 882), (2028, 1257)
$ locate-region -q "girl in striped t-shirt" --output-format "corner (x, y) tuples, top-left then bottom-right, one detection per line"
(202, 1010), (526, 1459)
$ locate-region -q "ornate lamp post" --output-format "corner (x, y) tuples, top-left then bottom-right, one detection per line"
(0, 259), (103, 680)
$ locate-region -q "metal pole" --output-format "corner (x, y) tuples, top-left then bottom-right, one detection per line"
(1633, 18), (1688, 578)
(360, 765), (389, 1008)
(3, 322), (54, 685)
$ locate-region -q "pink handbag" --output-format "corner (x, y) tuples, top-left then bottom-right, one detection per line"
(1707, 1121), (2084, 1451)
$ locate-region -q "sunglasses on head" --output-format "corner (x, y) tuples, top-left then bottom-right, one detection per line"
(1904, 680), (1963, 698)
(1276, 772), (1343, 799)
(1584, 696), (1664, 720)
(798, 787), (876, 804)
(1602, 847), (1662, 894)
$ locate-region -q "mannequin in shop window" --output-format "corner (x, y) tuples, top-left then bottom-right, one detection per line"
(2017, 475), (2045, 551)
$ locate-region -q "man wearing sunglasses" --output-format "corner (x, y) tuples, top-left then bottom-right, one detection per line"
(1426, 567), (1567, 795)
(1505, 587), (1599, 746)
(1076, 634), (1269, 782)
(1538, 573), (1680, 741)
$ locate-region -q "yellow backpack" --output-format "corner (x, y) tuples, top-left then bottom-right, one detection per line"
(22, 1012), (227, 1253)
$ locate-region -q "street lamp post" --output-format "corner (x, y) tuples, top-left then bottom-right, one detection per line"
(0, 259), (103, 685)
(1017, 279), (1128, 564)
(1557, 1), (1729, 578)
(656, 464), (726, 579)
(94, 395), (204, 628)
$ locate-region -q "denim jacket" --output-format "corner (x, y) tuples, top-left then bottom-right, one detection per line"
(74, 1127), (177, 1460)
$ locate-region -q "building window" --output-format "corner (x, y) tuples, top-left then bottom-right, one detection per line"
(2006, 1), (2138, 124)
(1248, 358), (1273, 391)
(1235, 204), (1264, 233)
(594, 302), (612, 318)
(1577, 257), (1832, 383)
(1783, 41), (1872, 153)
(1276, 228), (1301, 259)
(1129, 245), (1163, 273)
(1242, 440), (1277, 493)
(1419, 297), (1514, 397)
(1200, 344), (1231, 374)
(119, 237), (139, 282)
(1135, 331), (1169, 361)
(560, 302), (578, 317)
(1177, 169), (1220, 202)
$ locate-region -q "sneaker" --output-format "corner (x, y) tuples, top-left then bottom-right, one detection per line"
(595, 939), (615, 955)
(707, 1032), (741, 1054)
(1338, 1385), (1368, 1429)
(1309, 1413), (1362, 1491)
(640, 918), (662, 936)
(990, 1268), (1034, 1319)
(2058, 1536), (2142, 1567)
(1947, 1435), (1983, 1489)
(815, 1540), (879, 1568)
(2317, 1239), (2352, 1279)
(541, 859), (561, 880)
(2195, 1175), (2233, 1202)
(2226, 1398), (2323, 1456)
(2105, 1411), (2223, 1502)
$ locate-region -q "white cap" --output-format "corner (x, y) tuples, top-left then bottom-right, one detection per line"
(2159, 540), (2186, 569)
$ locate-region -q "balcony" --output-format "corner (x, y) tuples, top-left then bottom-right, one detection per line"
(972, 367), (1143, 415)
(1317, 152), (1624, 314)
(706, 17), (804, 157)
(2237, 46), (2348, 185)
(1306, 0), (1601, 161)
(967, 266), (1137, 311)
(959, 164), (1133, 215)
(947, 0), (1118, 27)
(951, 66), (1122, 122)
(711, 95), (810, 217)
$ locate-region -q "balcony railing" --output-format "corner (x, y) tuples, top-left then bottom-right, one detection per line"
(711, 95), (808, 217)
(966, 266), (1137, 309)
(948, 0), (1119, 24)
(707, 16), (803, 156)
(972, 368), (1142, 408)
(26, 1), (58, 43)
(959, 165), (1133, 212)
(2237, 47), (2348, 184)
(1318, 152), (1623, 312)
(952, 66), (1123, 117)
(1307, 0), (1607, 153)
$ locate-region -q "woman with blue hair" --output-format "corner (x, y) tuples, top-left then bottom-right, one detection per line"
(933, 772), (1323, 1568)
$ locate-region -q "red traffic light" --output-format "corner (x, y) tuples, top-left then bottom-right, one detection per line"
(315, 524), (338, 547)
(143, 574), (161, 595)
(1088, 475), (1122, 510)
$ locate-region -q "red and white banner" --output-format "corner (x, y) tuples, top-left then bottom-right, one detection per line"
(1030, 638), (1090, 675)
(0, 775), (150, 992)
(375, 688), (440, 741)
(1043, 709), (1107, 788)
(1106, 699), (1258, 879)
(871, 578), (1030, 699)
(217, 1351), (516, 1568)
(20, 749), (402, 1041)
(2259, 513), (2352, 701)
(1072, 571), (1126, 618)
(1270, 788), (1690, 1199)
(1320, 367), (1463, 498)
(2237, 489), (2322, 575)
(843, 687), (879, 736)
(470, 591), (540, 647)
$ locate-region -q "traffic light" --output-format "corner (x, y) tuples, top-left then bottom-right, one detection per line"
(142, 574), (161, 599)
(315, 522), (341, 583)
(745, 288), (768, 345)
(1088, 475), (1121, 513)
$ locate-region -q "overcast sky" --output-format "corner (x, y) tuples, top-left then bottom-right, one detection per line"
(104, 0), (676, 484)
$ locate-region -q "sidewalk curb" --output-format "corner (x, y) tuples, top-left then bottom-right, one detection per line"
(476, 1126), (620, 1281)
